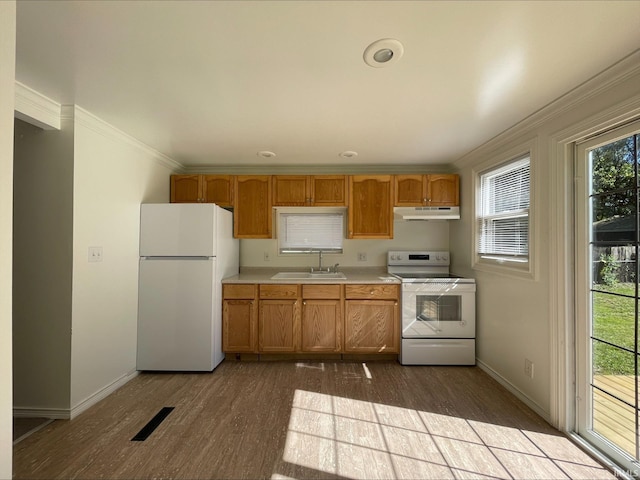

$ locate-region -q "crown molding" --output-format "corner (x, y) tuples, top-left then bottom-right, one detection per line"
(183, 163), (454, 175)
(70, 105), (183, 171)
(14, 81), (61, 130)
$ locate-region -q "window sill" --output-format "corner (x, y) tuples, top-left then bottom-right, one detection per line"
(473, 257), (535, 281)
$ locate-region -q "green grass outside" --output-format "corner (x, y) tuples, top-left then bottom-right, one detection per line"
(592, 282), (637, 376)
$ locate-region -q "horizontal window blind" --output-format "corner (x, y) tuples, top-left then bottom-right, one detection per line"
(477, 156), (530, 262)
(278, 213), (344, 253)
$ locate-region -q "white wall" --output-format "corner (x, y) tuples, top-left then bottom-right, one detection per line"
(450, 51), (640, 421)
(12, 100), (177, 418)
(0, 1), (15, 476)
(69, 106), (176, 412)
(241, 219), (450, 268)
(13, 117), (74, 413)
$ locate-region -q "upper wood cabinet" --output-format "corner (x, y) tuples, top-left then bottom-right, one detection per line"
(234, 175), (272, 239)
(203, 175), (234, 207)
(394, 174), (459, 206)
(170, 174), (234, 207)
(272, 176), (308, 206)
(171, 175), (201, 203)
(348, 175), (394, 239)
(272, 175), (346, 206)
(310, 175), (347, 206)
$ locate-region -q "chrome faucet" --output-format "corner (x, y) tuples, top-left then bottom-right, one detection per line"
(310, 251), (340, 273)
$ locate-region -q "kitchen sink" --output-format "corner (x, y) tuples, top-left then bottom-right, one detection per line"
(270, 271), (346, 280)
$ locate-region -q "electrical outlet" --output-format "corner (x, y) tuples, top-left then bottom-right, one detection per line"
(88, 246), (103, 263)
(524, 358), (534, 378)
(264, 251), (270, 262)
(357, 252), (367, 262)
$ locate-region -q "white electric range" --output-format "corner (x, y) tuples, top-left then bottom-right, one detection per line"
(387, 251), (476, 365)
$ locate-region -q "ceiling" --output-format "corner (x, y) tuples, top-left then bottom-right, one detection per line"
(14, 1), (640, 169)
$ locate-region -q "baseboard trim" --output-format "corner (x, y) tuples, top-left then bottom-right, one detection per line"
(476, 359), (551, 423)
(70, 370), (139, 420)
(12, 408), (70, 420)
(13, 370), (140, 420)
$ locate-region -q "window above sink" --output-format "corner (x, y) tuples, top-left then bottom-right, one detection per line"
(276, 208), (345, 255)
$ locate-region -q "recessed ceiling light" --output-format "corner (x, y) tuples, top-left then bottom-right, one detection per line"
(339, 151), (358, 159)
(363, 38), (404, 68)
(257, 151), (276, 158)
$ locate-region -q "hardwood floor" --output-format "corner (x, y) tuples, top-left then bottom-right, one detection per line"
(13, 360), (616, 479)
(12, 417), (52, 443)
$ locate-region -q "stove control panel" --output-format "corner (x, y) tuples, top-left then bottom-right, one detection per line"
(387, 251), (450, 266)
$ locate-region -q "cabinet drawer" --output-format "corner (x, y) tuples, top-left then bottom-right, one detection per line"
(302, 284), (342, 299)
(345, 284), (399, 300)
(260, 284), (300, 299)
(223, 284), (257, 299)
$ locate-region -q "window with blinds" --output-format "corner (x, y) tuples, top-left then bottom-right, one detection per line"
(278, 212), (344, 254)
(477, 156), (530, 263)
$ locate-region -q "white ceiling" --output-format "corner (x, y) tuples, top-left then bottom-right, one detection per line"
(15, 1), (640, 168)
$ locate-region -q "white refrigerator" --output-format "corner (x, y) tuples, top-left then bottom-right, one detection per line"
(137, 203), (239, 371)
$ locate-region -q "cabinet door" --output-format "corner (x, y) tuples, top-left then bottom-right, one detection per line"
(426, 174), (459, 206)
(301, 299), (342, 352)
(203, 175), (234, 207)
(394, 174), (426, 206)
(259, 299), (299, 352)
(223, 299), (257, 352)
(348, 175), (394, 239)
(234, 176), (272, 238)
(272, 176), (309, 206)
(344, 300), (399, 353)
(311, 175), (347, 206)
(171, 175), (202, 203)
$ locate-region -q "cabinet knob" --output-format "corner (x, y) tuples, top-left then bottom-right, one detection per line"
(303, 301), (306, 306)
(370, 290), (374, 295)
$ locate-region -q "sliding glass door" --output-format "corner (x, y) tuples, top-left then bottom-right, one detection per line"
(575, 121), (640, 472)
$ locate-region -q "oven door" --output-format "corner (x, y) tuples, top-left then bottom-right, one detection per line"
(401, 281), (475, 338)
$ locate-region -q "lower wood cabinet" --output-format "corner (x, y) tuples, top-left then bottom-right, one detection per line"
(222, 282), (399, 355)
(258, 284), (300, 352)
(344, 284), (400, 353)
(301, 284), (343, 352)
(222, 284), (258, 353)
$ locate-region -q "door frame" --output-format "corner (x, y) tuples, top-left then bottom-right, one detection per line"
(549, 98), (640, 473)
(574, 121), (640, 468)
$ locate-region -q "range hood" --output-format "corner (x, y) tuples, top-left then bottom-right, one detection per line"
(394, 206), (460, 220)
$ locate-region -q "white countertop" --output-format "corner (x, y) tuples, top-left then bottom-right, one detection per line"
(222, 267), (400, 284)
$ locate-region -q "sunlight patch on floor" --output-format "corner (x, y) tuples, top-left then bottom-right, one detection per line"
(277, 389), (616, 480)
